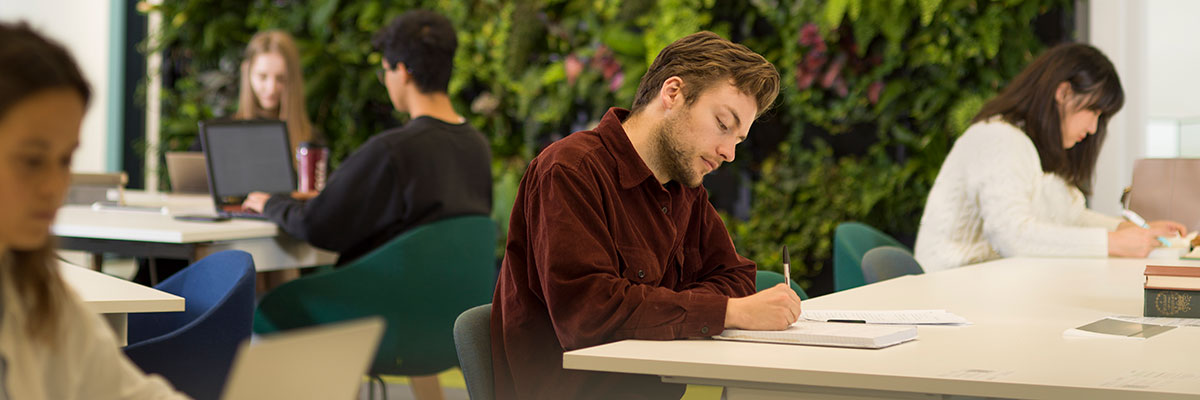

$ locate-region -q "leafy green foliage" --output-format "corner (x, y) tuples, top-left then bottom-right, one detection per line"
(727, 0), (1069, 288)
(144, 0), (714, 255)
(145, 0), (1067, 288)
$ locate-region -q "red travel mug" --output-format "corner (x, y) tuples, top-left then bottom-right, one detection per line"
(296, 142), (328, 192)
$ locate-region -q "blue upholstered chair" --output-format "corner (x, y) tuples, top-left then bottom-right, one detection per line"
(860, 246), (924, 284)
(123, 250), (256, 400)
(454, 304), (495, 400)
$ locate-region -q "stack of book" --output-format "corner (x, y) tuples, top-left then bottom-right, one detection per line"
(1144, 265), (1200, 318)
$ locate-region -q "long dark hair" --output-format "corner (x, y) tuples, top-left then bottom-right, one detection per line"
(0, 22), (91, 340)
(972, 43), (1124, 195)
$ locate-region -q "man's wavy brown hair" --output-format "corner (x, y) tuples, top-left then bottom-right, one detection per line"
(631, 31), (779, 118)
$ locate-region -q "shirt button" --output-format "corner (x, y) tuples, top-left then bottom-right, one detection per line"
(700, 326), (709, 335)
(637, 269), (646, 278)
(661, 206), (668, 214)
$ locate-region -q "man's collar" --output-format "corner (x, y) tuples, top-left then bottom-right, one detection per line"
(595, 108), (657, 189)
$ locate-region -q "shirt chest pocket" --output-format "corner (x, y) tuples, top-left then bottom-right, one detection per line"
(617, 245), (665, 285)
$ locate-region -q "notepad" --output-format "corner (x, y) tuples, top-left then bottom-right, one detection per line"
(801, 309), (971, 325)
(1063, 317), (1174, 339)
(716, 321), (917, 349)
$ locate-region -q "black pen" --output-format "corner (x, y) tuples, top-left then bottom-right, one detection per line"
(827, 319), (867, 323)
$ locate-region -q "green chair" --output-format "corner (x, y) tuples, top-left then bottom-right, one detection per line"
(833, 222), (907, 292)
(254, 216), (497, 394)
(755, 270), (809, 300)
(861, 246), (924, 284)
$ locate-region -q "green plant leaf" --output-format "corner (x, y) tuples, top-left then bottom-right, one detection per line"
(918, 0), (942, 26)
(823, 0), (849, 29)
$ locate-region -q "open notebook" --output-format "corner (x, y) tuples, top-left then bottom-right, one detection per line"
(716, 321), (917, 349)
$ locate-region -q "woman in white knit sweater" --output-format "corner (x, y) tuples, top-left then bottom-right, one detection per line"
(915, 43), (1185, 272)
(0, 23), (189, 399)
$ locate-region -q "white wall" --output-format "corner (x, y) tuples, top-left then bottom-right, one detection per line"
(0, 0), (113, 173)
(1088, 0), (1148, 216)
(1147, 0), (1200, 120)
(1089, 0), (1200, 214)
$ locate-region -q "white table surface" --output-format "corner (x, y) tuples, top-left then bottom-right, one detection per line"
(60, 260), (184, 313)
(53, 205), (278, 243)
(563, 257), (1200, 400)
(60, 261), (184, 345)
(53, 192), (278, 243)
(53, 191), (337, 271)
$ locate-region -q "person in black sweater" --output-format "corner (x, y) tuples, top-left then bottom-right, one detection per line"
(242, 10), (492, 265)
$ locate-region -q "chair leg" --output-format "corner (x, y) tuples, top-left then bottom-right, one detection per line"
(148, 258), (159, 286)
(409, 375), (444, 400)
(376, 375), (388, 400)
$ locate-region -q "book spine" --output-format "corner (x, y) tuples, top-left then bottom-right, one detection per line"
(1145, 288), (1200, 318)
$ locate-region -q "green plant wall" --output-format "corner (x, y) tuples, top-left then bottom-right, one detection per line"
(725, 0), (1070, 292)
(145, 0), (1069, 291)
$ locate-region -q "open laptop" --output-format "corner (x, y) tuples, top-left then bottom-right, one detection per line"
(221, 317), (384, 400)
(198, 120), (296, 219)
(165, 152), (209, 194)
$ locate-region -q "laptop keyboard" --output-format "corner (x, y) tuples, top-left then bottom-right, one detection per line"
(220, 205), (268, 220)
(226, 211), (268, 220)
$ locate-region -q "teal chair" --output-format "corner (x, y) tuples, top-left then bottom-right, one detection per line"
(453, 304), (494, 400)
(254, 216), (497, 391)
(755, 270), (809, 300)
(861, 246), (924, 284)
(833, 222), (907, 292)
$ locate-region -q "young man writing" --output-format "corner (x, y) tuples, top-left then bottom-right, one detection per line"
(242, 10), (491, 265)
(491, 31), (802, 399)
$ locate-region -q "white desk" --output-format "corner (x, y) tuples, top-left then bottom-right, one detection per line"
(60, 261), (185, 346)
(564, 257), (1200, 399)
(53, 191), (337, 272)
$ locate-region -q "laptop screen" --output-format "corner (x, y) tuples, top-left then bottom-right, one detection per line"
(200, 120), (296, 201)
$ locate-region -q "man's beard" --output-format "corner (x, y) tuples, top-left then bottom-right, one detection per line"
(650, 112), (703, 188)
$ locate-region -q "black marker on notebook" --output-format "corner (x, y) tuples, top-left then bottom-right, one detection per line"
(827, 319), (867, 323)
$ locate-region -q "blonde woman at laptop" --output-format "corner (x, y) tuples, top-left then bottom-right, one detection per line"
(178, 31), (317, 289)
(0, 23), (188, 399)
(158, 32), (316, 287)
(914, 43), (1185, 272)
(152, 32), (314, 288)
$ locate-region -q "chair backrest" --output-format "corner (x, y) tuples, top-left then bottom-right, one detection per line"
(861, 246), (924, 284)
(1128, 158), (1200, 232)
(833, 222), (907, 292)
(754, 270), (809, 300)
(454, 304), (495, 400)
(254, 216), (497, 376)
(124, 250), (257, 400)
(65, 172), (126, 205)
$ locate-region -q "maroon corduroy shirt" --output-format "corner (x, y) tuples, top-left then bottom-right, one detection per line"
(490, 107), (757, 399)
